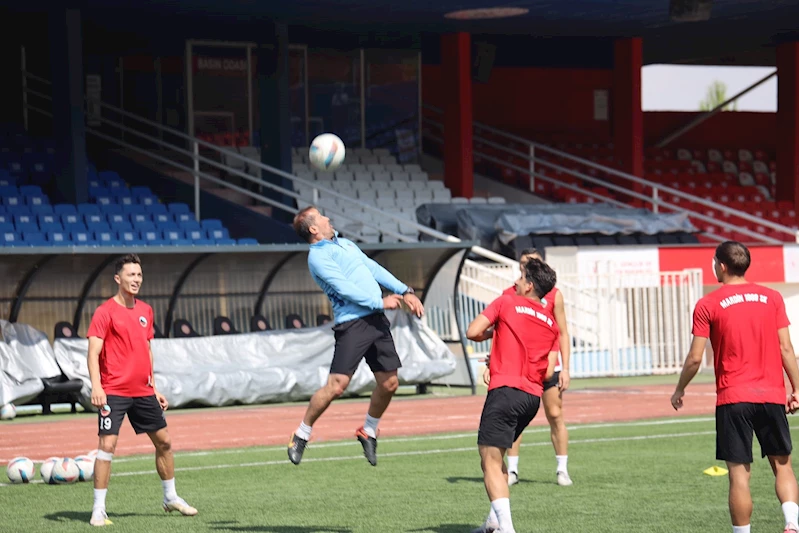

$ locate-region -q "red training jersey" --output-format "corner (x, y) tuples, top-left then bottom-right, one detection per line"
(87, 297), (155, 397)
(692, 283), (790, 406)
(482, 294), (560, 396)
(503, 286), (562, 370)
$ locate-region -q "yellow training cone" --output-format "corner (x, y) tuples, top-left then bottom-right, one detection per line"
(703, 466), (728, 476)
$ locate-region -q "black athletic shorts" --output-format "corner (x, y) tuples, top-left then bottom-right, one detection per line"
(716, 402), (792, 463)
(330, 312), (402, 376)
(98, 394), (167, 436)
(543, 371), (560, 392)
(477, 386), (541, 449)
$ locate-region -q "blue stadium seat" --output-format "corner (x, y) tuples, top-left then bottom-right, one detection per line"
(40, 221), (64, 233)
(122, 204), (147, 215)
(130, 213), (149, 225)
(171, 239), (193, 246)
(30, 204), (53, 215)
(0, 185), (17, 197)
(144, 203), (167, 215)
(116, 195), (135, 206)
(138, 196), (158, 207)
(22, 232), (47, 246)
(94, 230), (116, 245)
(19, 185), (42, 196)
(0, 231), (20, 246)
(110, 220), (133, 232)
(132, 220), (156, 232)
(61, 213), (81, 226)
(77, 203), (101, 215)
(2, 195), (22, 207)
(131, 186), (152, 197)
(47, 231), (70, 245)
(6, 158), (24, 175)
(216, 238), (236, 246)
(38, 214), (58, 226)
(201, 219), (223, 230)
(174, 213), (193, 224)
(100, 204), (123, 215)
(192, 239), (214, 246)
(71, 231), (95, 246)
(159, 221), (179, 232)
(168, 203), (191, 214)
(14, 214), (35, 226)
(152, 213), (172, 225)
(207, 228), (230, 240)
(86, 221), (111, 233)
(25, 195), (48, 207)
(106, 180), (125, 191)
(89, 186), (109, 199)
(161, 229), (184, 242)
(84, 214), (104, 226)
(0, 214), (9, 225)
(88, 179), (102, 189)
(141, 230), (165, 246)
(99, 170), (121, 183)
(237, 238), (259, 245)
(179, 220), (201, 231)
(185, 229), (205, 241)
(54, 204), (78, 216)
(95, 195), (114, 206)
(118, 230), (144, 246)
(63, 221), (87, 233)
(0, 222), (13, 234)
(6, 205), (30, 216)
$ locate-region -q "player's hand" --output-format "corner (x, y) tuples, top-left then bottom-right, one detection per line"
(482, 366), (491, 386)
(382, 294), (403, 310)
(402, 292), (425, 318)
(155, 391), (169, 411)
(559, 370), (571, 392)
(670, 388), (685, 411)
(91, 384), (107, 409)
(786, 392), (799, 414)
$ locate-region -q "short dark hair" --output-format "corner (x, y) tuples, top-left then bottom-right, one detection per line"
(293, 206), (318, 243)
(715, 241), (751, 277)
(524, 258), (556, 298)
(519, 248), (541, 261)
(115, 253), (141, 275)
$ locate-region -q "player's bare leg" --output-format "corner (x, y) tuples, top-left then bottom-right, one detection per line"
(768, 455), (799, 531)
(476, 445), (515, 533)
(149, 429), (197, 516)
(727, 462), (753, 531)
(289, 373), (351, 465)
(356, 370), (399, 466)
(543, 386), (571, 485)
(90, 435), (118, 527)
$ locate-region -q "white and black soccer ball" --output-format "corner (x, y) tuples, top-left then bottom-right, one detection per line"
(308, 133), (346, 172)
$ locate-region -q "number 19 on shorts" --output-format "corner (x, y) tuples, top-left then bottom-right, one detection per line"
(99, 417), (112, 431)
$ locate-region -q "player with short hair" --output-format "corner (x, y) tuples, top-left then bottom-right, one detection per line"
(468, 258), (561, 533)
(87, 254), (197, 527)
(672, 241), (799, 533)
(288, 206), (424, 466)
(486, 248), (572, 486)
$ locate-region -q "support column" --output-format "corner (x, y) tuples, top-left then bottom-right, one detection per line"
(613, 37), (643, 178)
(777, 42), (799, 211)
(441, 33), (473, 198)
(258, 22), (293, 222)
(49, 8), (87, 204)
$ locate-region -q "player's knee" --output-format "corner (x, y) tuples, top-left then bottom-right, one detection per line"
(98, 439), (117, 454)
(545, 405), (563, 424)
(380, 375), (399, 394)
(328, 377), (349, 398)
(155, 436), (172, 454)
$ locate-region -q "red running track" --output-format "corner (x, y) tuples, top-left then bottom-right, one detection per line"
(0, 383), (717, 462)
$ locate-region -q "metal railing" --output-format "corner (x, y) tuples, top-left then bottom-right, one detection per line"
(423, 105), (799, 245)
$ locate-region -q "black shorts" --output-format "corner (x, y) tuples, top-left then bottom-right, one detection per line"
(477, 386), (541, 449)
(716, 402), (792, 463)
(330, 313), (402, 376)
(543, 372), (560, 392)
(98, 394), (167, 436)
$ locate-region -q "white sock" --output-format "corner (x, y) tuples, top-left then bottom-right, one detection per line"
(486, 506), (499, 526)
(295, 421), (312, 440)
(783, 501), (799, 527)
(507, 455), (519, 474)
(732, 525), (750, 533)
(93, 488), (107, 511)
(364, 414), (380, 439)
(556, 455), (568, 474)
(491, 498), (515, 533)
(162, 478), (177, 501)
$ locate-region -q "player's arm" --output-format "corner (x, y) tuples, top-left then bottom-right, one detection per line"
(310, 251), (386, 310)
(671, 335), (707, 410)
(553, 290), (572, 390)
(778, 328), (799, 413)
(467, 314), (494, 342)
(150, 342), (169, 411)
(88, 336), (106, 409)
(545, 350), (559, 380)
(356, 247), (424, 317)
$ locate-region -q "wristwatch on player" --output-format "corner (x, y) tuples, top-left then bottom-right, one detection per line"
(403, 287), (415, 296)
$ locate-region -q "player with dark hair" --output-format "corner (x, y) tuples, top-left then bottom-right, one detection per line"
(467, 258), (560, 533)
(672, 241), (799, 533)
(487, 247), (572, 486)
(87, 254), (197, 527)
(289, 206), (424, 466)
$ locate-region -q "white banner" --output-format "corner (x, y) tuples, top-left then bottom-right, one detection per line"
(576, 247), (661, 288)
(785, 245), (799, 283)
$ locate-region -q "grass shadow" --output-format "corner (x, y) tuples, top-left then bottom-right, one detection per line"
(210, 523), (352, 533)
(407, 524), (482, 533)
(44, 511), (147, 523)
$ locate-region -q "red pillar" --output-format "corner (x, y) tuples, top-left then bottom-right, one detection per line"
(777, 42), (799, 211)
(613, 37), (644, 178)
(441, 33), (473, 198)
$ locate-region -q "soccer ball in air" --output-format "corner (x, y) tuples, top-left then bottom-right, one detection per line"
(309, 133), (346, 172)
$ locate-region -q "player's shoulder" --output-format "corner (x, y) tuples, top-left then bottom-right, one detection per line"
(135, 299), (153, 313)
(93, 297), (116, 315)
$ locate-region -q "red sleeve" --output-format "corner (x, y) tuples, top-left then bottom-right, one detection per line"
(550, 334), (559, 352)
(692, 298), (711, 338)
(502, 286), (515, 296)
(482, 295), (505, 325)
(148, 306), (155, 341)
(87, 305), (110, 339)
(775, 292), (791, 329)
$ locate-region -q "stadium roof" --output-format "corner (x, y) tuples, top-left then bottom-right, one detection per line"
(8, 0), (799, 65)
